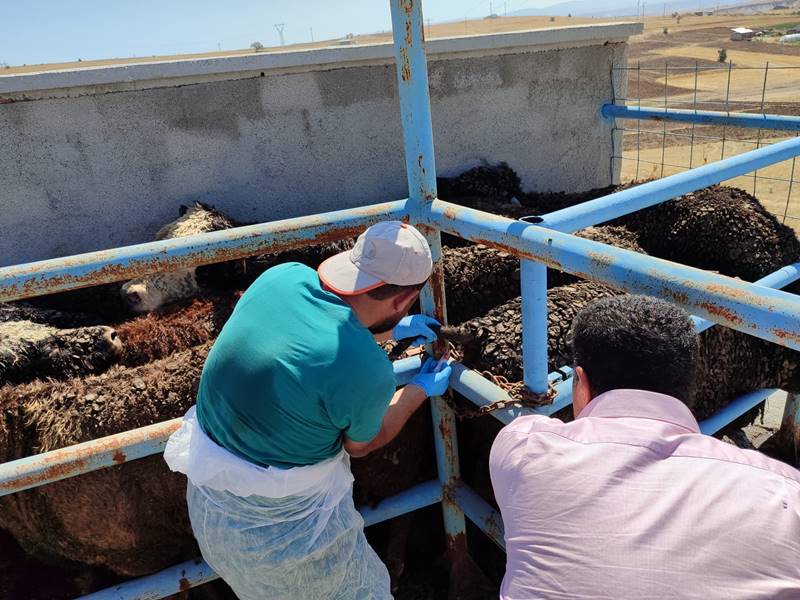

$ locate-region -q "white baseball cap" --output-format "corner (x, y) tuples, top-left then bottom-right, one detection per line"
(318, 221), (433, 295)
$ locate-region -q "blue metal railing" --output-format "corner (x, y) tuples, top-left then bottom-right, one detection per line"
(541, 136), (800, 233)
(0, 2), (798, 598)
(388, 0), (469, 557)
(603, 104), (800, 132)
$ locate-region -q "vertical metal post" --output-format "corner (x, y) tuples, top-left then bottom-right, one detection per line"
(660, 61), (668, 178)
(688, 61), (698, 169)
(720, 60), (733, 161)
(635, 61), (642, 181)
(520, 260), (549, 395)
(753, 62), (769, 197)
(389, 0), (469, 558)
(783, 145), (797, 224)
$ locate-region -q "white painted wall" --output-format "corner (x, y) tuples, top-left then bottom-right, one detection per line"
(0, 23), (640, 266)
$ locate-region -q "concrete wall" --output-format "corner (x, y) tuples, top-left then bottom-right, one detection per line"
(0, 23), (641, 266)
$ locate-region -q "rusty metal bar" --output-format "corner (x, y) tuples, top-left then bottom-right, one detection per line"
(449, 363), (574, 425)
(79, 479), (445, 599)
(389, 0), (469, 559)
(0, 200), (407, 302)
(425, 200), (800, 351)
(360, 479), (444, 526)
(0, 358), (423, 497)
(691, 263), (800, 333)
(453, 483), (505, 550)
(0, 419), (182, 497)
(698, 388), (778, 436)
(541, 135), (800, 233)
(78, 558), (217, 600)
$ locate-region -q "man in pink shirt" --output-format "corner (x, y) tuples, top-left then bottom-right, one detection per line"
(490, 295), (800, 599)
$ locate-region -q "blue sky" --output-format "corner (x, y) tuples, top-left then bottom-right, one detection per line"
(0, 0), (561, 66)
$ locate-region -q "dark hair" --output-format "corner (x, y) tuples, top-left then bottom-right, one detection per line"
(365, 281), (426, 301)
(570, 295), (698, 404)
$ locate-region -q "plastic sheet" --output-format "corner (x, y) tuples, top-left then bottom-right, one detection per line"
(165, 407), (392, 599)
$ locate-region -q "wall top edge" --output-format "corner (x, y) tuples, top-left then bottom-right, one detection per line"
(0, 23), (642, 95)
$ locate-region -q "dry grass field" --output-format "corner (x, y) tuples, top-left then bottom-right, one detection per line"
(616, 11), (800, 228)
(4, 10), (797, 75)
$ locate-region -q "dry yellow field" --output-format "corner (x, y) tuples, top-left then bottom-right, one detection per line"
(621, 137), (799, 226)
(5, 10), (799, 75)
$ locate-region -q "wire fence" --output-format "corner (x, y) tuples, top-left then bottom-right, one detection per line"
(611, 62), (800, 229)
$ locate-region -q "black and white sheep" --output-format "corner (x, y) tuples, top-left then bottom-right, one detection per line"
(0, 320), (122, 386)
(121, 202), (356, 312)
(120, 203), (238, 313)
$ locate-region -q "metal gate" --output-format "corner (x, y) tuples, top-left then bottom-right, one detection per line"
(1, 2), (799, 598)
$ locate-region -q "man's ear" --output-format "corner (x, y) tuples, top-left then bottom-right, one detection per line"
(572, 366), (593, 417)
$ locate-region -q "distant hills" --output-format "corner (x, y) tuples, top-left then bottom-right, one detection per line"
(507, 0), (793, 17)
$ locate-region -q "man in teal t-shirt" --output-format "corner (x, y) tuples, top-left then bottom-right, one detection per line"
(169, 221), (452, 600)
(196, 261), (399, 468)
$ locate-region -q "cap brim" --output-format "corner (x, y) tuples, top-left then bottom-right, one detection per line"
(317, 252), (385, 296)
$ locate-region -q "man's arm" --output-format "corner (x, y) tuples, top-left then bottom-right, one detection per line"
(343, 384), (426, 458)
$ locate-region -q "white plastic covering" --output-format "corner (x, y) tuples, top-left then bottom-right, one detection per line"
(165, 407), (392, 599)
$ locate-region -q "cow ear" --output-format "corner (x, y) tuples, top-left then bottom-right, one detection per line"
(179, 205), (189, 216)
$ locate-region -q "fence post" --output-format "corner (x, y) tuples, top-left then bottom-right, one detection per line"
(388, 0), (474, 588)
(520, 258), (550, 396)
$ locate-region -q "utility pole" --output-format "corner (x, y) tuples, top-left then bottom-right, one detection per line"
(274, 23), (285, 46)
(504, 1), (508, 16)
(310, 27), (314, 42)
(489, 0), (493, 16)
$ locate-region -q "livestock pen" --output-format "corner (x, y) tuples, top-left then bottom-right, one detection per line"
(1, 1), (800, 598)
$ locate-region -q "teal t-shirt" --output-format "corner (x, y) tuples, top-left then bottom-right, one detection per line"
(196, 263), (396, 469)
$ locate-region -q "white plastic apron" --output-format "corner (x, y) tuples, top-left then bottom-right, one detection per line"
(164, 407), (391, 600)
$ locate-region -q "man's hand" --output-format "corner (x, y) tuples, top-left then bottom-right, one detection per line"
(392, 315), (441, 346)
(409, 357), (452, 398)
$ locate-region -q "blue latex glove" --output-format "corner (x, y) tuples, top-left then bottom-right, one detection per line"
(410, 357), (452, 398)
(392, 315), (441, 346)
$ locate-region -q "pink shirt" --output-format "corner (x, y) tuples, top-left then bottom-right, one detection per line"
(489, 389), (800, 600)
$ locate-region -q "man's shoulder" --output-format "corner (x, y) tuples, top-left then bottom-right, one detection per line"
(490, 414), (565, 469)
(253, 261), (315, 288)
(673, 432), (800, 486)
(496, 414), (567, 439)
(490, 414), (800, 489)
